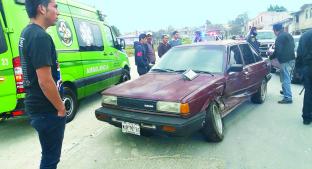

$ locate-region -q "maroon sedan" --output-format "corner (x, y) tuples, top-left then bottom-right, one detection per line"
(95, 41), (271, 142)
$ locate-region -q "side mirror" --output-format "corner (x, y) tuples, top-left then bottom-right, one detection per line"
(228, 64), (243, 73)
(116, 38), (126, 51)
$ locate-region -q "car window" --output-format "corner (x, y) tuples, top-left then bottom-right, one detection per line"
(249, 44), (262, 62)
(104, 25), (114, 47)
(153, 46), (225, 73)
(0, 21), (7, 54)
(239, 44), (256, 65)
(229, 45), (243, 65)
(73, 18), (104, 51)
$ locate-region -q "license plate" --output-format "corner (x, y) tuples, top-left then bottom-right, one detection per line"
(122, 122), (140, 136)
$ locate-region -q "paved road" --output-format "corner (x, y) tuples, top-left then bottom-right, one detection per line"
(0, 57), (311, 169)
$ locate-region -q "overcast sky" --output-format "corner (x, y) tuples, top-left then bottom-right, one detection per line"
(75, 0), (311, 34)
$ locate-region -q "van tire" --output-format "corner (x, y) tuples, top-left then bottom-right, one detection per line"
(119, 69), (130, 84)
(63, 87), (78, 123)
(251, 79), (267, 104)
(202, 102), (224, 142)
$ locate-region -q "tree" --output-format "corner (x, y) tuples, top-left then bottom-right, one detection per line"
(267, 5), (287, 12)
(228, 13), (249, 36)
(111, 25), (121, 37)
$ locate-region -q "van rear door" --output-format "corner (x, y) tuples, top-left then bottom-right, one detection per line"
(0, 14), (17, 114)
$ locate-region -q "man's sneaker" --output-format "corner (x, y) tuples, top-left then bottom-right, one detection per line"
(278, 99), (293, 104)
(303, 119), (311, 125)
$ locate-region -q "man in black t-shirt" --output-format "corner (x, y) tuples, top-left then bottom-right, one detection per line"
(19, 0), (65, 168)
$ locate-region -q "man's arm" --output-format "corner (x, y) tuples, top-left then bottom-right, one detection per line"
(36, 66), (65, 117)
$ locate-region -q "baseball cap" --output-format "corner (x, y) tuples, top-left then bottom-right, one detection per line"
(146, 32), (153, 36)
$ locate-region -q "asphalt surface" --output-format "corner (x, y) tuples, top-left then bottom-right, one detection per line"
(0, 57), (311, 169)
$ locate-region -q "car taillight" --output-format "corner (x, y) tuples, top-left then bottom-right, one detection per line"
(13, 57), (25, 93)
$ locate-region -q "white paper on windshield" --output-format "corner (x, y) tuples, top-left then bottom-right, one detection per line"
(183, 69), (198, 81)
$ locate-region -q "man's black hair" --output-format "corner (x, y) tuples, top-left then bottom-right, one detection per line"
(139, 33), (146, 41)
(172, 31), (178, 36)
(161, 34), (168, 39)
(25, 0), (50, 18)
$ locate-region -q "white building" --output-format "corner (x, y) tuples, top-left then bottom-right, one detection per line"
(246, 12), (292, 31)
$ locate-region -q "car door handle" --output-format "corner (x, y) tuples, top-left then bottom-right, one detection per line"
(0, 76), (5, 82)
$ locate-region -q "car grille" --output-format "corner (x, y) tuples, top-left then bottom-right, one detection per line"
(117, 97), (157, 112)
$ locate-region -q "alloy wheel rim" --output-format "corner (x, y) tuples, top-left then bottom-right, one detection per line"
(63, 97), (73, 116)
(212, 105), (223, 135)
(261, 81), (267, 101)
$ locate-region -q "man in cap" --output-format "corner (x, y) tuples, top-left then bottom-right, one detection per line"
(269, 23), (295, 104)
(145, 32), (156, 65)
(134, 33), (149, 75)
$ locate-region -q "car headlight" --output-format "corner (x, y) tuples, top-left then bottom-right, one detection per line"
(157, 101), (189, 115)
(102, 95), (117, 106)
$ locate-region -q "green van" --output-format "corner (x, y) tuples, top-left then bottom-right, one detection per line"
(0, 0), (130, 122)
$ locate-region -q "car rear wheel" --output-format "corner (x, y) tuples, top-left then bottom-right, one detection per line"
(251, 79), (267, 104)
(63, 87), (78, 123)
(202, 102), (224, 142)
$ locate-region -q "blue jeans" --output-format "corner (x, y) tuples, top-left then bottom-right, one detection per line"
(30, 113), (66, 169)
(279, 60), (295, 100)
(302, 66), (312, 121)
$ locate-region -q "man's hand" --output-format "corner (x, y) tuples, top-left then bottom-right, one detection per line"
(57, 103), (66, 117)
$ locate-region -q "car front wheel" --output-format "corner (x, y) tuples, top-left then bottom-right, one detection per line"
(202, 102), (224, 142)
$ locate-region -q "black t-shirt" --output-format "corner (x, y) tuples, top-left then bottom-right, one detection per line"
(19, 24), (62, 114)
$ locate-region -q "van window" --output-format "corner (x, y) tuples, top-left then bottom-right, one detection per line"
(73, 18), (104, 51)
(239, 44), (256, 65)
(104, 25), (114, 47)
(0, 21), (7, 54)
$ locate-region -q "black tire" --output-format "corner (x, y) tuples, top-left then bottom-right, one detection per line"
(63, 87), (78, 123)
(251, 79), (267, 104)
(202, 102), (224, 142)
(119, 69), (130, 84)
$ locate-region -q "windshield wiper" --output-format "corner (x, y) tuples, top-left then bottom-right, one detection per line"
(193, 70), (215, 76)
(150, 68), (175, 72)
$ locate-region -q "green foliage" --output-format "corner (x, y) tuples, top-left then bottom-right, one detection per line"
(111, 25), (121, 37)
(267, 5), (287, 12)
(228, 13), (249, 36)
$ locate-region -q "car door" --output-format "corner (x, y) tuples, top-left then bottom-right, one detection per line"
(223, 45), (249, 111)
(239, 43), (265, 93)
(0, 15), (17, 114)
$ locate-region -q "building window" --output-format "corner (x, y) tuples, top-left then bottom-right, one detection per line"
(306, 10), (309, 19)
(310, 8), (312, 18)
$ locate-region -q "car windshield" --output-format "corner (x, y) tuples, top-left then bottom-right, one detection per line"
(257, 31), (275, 40)
(152, 45), (225, 73)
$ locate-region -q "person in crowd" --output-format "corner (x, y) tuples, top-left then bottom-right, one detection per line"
(169, 30), (182, 47)
(134, 33), (149, 76)
(157, 34), (171, 58)
(145, 32), (156, 65)
(19, 0), (66, 168)
(246, 27), (260, 53)
(194, 31), (202, 43)
(295, 29), (312, 125)
(269, 23), (295, 104)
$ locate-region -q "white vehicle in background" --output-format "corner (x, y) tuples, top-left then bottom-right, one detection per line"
(257, 30), (276, 57)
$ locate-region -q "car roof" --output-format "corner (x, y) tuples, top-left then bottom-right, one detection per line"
(174, 40), (248, 48)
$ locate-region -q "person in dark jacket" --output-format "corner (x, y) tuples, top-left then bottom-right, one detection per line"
(269, 24), (295, 104)
(246, 27), (260, 53)
(157, 34), (171, 58)
(194, 31), (202, 43)
(145, 32), (156, 64)
(134, 33), (149, 76)
(295, 29), (312, 125)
